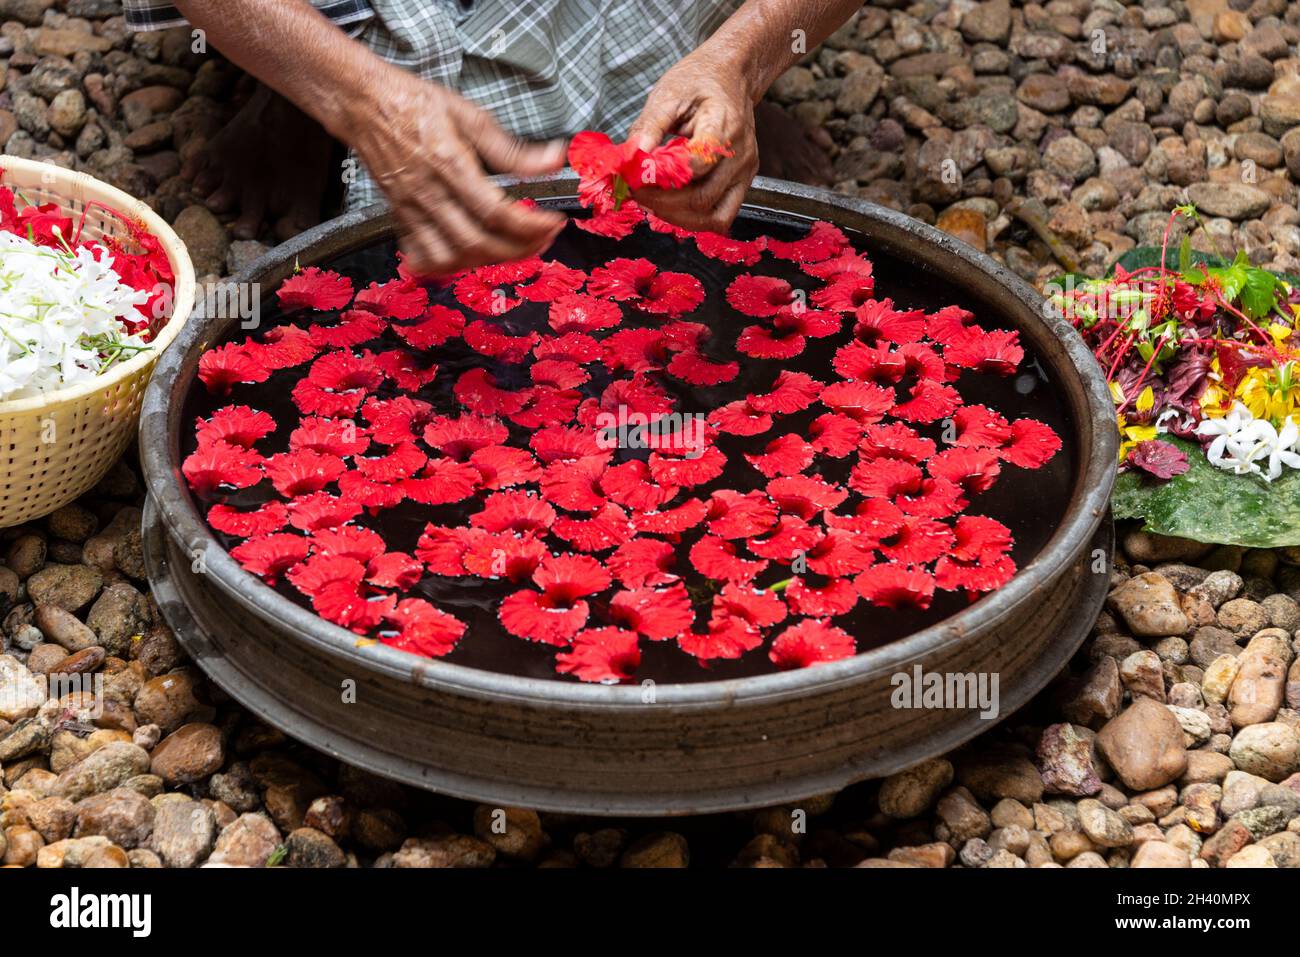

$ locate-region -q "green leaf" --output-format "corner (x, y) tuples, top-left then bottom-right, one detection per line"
(1239, 266), (1281, 320)
(1112, 245), (1225, 276)
(1113, 437), (1300, 547)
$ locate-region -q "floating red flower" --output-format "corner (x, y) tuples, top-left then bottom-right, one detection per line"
(609, 537), (677, 588)
(707, 489), (779, 539)
(231, 533), (309, 584)
(264, 449), (346, 497)
(207, 500), (289, 538)
(952, 404), (1012, 448)
(383, 599), (465, 657)
(259, 326), (320, 370)
(309, 310), (386, 349)
(395, 304), (465, 349)
(555, 627), (641, 683)
(197, 342), (271, 395)
(402, 457), (480, 505)
(786, 577), (858, 617)
(749, 371), (823, 414)
(855, 564), (937, 610)
(726, 275), (798, 317)
(745, 434), (815, 477)
(575, 201), (645, 239)
(709, 399), (773, 436)
(276, 267), (355, 312)
(768, 619), (855, 669)
(1000, 418), (1063, 469)
(374, 348), (438, 390)
(695, 230), (764, 265)
(666, 351), (738, 386)
(195, 405), (275, 449)
(423, 414), (508, 460)
(516, 261), (587, 302)
(182, 442), (263, 494)
(355, 278), (428, 319)
(548, 293), (622, 333)
(928, 447), (1002, 496)
(609, 583), (694, 640)
(679, 617), (763, 662)
(630, 498), (708, 535)
(943, 328), (1024, 375)
(689, 535), (768, 583)
(879, 515), (955, 566)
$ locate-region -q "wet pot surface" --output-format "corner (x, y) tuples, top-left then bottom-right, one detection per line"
(142, 176), (1115, 814)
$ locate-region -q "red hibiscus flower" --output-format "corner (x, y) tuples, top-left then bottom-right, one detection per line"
(383, 599), (465, 658)
(1000, 418), (1062, 469)
(726, 275), (798, 317)
(855, 564), (937, 610)
(786, 577), (858, 617)
(197, 342), (271, 395)
(555, 627), (641, 683)
(395, 304), (465, 349)
(943, 328), (1024, 375)
(195, 405), (275, 449)
(275, 267), (353, 312)
(182, 442), (263, 494)
(207, 500), (288, 538)
(768, 618), (855, 669)
(355, 278), (428, 319)
(264, 449), (346, 497)
(548, 293), (623, 333)
(609, 583), (694, 640)
(765, 221), (849, 263)
(231, 533), (310, 584)
(609, 537), (678, 588)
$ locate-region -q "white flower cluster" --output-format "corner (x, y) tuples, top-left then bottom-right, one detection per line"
(0, 228), (150, 400)
(1196, 402), (1300, 482)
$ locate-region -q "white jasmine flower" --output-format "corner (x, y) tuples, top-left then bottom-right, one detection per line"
(1196, 403), (1300, 481)
(0, 229), (150, 401)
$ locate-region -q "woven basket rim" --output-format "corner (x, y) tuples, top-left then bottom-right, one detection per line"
(0, 155), (196, 414)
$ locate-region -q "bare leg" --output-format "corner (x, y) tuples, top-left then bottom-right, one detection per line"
(754, 100), (834, 187)
(182, 82), (334, 242)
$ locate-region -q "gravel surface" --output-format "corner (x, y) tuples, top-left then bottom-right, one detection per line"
(2, 0), (1300, 868)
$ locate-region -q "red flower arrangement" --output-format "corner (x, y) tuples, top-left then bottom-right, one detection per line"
(183, 162), (1063, 685)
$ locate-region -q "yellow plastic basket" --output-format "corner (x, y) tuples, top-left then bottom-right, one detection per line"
(0, 156), (196, 527)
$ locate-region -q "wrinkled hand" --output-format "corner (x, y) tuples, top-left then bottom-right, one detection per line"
(352, 67), (567, 275)
(628, 52), (759, 233)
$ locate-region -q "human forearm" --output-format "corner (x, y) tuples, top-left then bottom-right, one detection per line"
(699, 0), (865, 102)
(174, 0), (565, 273)
(173, 0), (385, 140)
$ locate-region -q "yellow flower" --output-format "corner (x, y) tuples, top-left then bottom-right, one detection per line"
(1200, 383), (1230, 417)
(1117, 414), (1158, 462)
(1236, 365), (1299, 426)
(1136, 386), (1155, 414)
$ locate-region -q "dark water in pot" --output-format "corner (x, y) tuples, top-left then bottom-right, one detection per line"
(183, 201), (1076, 684)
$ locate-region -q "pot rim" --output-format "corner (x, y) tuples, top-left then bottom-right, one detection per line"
(140, 173), (1117, 709)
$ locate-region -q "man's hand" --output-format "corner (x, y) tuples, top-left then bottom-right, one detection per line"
(349, 65), (568, 275)
(627, 52), (758, 234)
(174, 0), (566, 277)
(627, 0), (864, 234)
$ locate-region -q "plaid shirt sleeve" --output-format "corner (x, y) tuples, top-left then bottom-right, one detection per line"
(121, 0), (374, 32)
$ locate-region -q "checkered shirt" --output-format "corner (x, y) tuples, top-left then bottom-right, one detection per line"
(123, 0), (740, 209)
